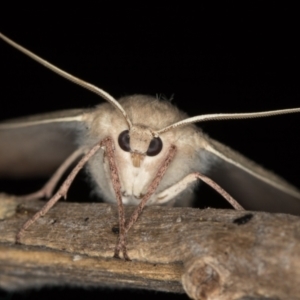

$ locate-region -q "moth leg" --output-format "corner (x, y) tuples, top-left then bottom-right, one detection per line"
(114, 145), (177, 258)
(17, 148), (85, 201)
(156, 172), (244, 210)
(154, 174), (200, 205)
(195, 173), (244, 210)
(16, 142), (103, 243)
(100, 138), (128, 260)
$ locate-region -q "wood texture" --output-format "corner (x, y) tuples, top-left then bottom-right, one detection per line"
(1, 194), (300, 300)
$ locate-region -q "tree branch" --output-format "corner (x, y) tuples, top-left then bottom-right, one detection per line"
(1, 194), (300, 300)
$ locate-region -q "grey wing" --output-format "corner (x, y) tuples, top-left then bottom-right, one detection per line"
(0, 109), (88, 178)
(199, 135), (300, 215)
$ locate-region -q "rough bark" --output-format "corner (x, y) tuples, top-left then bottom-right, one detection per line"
(1, 193), (300, 300)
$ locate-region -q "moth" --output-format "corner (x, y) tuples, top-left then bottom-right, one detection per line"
(1, 32), (300, 260)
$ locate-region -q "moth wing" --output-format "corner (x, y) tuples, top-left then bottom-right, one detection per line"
(200, 135), (300, 215)
(0, 109), (88, 178)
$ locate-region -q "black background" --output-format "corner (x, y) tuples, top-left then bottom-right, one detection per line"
(0, 3), (299, 300)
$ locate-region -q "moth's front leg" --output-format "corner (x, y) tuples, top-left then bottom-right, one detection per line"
(102, 141), (178, 260)
(155, 173), (244, 210)
(99, 138), (128, 260)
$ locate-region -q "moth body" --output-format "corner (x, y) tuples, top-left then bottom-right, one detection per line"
(83, 95), (209, 206)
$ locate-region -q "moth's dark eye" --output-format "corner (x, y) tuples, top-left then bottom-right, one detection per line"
(147, 137), (163, 156)
(118, 130), (131, 152)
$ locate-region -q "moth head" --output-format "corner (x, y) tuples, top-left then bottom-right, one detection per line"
(118, 125), (163, 168)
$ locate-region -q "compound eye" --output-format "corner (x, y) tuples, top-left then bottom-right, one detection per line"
(146, 137), (163, 156)
(118, 130), (131, 152)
